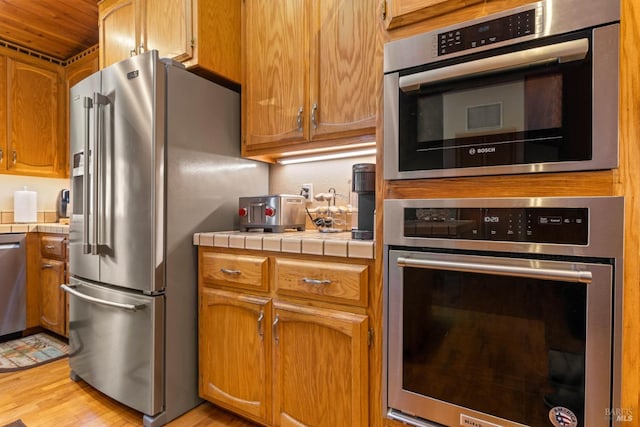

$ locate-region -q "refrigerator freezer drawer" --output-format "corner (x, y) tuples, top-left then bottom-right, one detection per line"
(66, 277), (164, 416)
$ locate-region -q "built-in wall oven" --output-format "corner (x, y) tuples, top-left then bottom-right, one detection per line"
(384, 197), (623, 427)
(383, 0), (619, 180)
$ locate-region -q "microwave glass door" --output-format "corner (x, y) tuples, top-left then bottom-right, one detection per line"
(397, 33), (592, 173)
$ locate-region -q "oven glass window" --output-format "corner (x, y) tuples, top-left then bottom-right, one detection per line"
(402, 267), (586, 425)
(398, 35), (592, 172)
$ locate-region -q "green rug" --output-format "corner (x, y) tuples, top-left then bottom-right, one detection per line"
(0, 333), (69, 372)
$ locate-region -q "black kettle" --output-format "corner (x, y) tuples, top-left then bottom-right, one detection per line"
(57, 189), (70, 218)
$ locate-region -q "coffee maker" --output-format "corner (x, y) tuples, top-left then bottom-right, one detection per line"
(351, 163), (375, 240)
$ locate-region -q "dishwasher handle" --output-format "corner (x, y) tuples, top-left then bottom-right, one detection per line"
(0, 243), (20, 250)
(60, 284), (146, 311)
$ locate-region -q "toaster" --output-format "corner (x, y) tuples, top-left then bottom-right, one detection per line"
(239, 195), (306, 232)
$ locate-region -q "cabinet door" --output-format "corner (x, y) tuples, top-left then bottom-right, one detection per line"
(272, 301), (369, 427)
(0, 55), (6, 170)
(199, 288), (271, 424)
(145, 0), (193, 62)
(7, 58), (63, 177)
(309, 0), (376, 142)
(99, 0), (140, 68)
(40, 258), (66, 336)
(187, 0), (241, 84)
(244, 0), (308, 148)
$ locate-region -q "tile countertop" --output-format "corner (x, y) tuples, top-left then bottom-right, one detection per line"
(194, 230), (375, 259)
(0, 223), (69, 234)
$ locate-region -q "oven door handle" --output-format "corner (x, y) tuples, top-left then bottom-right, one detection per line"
(396, 257), (593, 283)
(399, 38), (589, 92)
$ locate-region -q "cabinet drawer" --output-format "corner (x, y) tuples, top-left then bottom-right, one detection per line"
(40, 235), (66, 260)
(274, 258), (368, 307)
(201, 252), (268, 292)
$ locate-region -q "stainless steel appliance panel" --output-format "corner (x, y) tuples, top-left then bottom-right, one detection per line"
(383, 197), (624, 427)
(384, 0), (620, 73)
(383, 0), (620, 180)
(69, 73), (101, 283)
(161, 63), (268, 419)
(98, 52), (163, 293)
(0, 234), (26, 336)
(386, 250), (613, 427)
(65, 277), (164, 415)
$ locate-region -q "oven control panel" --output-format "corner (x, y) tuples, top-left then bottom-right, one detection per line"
(403, 207), (588, 244)
(437, 8), (537, 56)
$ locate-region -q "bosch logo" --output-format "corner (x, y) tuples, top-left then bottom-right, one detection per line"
(469, 148), (476, 155)
(477, 147), (496, 154)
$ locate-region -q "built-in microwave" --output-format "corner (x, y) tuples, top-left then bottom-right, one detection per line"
(383, 0), (619, 180)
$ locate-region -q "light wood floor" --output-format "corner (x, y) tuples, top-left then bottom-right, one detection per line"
(0, 358), (257, 427)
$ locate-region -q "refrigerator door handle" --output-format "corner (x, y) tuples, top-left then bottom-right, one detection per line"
(92, 93), (110, 255)
(61, 284), (146, 311)
(82, 97), (93, 254)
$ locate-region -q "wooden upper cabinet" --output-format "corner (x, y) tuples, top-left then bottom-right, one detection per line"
(0, 56), (6, 172)
(6, 58), (64, 177)
(310, 0), (376, 142)
(144, 0), (193, 62)
(99, 0), (139, 69)
(243, 0), (377, 158)
(184, 0), (241, 84)
(383, 0), (483, 29)
(99, 0), (240, 83)
(244, 0), (308, 148)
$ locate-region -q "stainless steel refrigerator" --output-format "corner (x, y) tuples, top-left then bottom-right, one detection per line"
(63, 50), (268, 426)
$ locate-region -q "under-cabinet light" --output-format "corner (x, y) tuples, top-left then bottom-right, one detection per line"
(276, 148), (377, 165)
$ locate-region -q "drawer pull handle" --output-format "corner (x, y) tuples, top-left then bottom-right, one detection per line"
(45, 245), (56, 249)
(220, 268), (241, 275)
(302, 277), (332, 285)
(42, 264), (54, 269)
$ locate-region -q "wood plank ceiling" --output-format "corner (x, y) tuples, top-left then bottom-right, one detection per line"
(0, 0), (99, 61)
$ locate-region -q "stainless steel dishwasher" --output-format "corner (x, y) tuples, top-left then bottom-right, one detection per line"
(0, 233), (26, 336)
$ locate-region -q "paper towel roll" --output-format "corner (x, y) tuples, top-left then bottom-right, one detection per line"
(14, 187), (37, 223)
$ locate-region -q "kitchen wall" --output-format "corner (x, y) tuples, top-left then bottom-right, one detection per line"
(269, 153), (376, 222)
(0, 175), (69, 221)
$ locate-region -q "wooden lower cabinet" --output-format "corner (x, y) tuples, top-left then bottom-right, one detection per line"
(38, 233), (68, 336)
(272, 301), (368, 427)
(198, 248), (371, 427)
(199, 288), (271, 424)
(39, 258), (66, 336)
